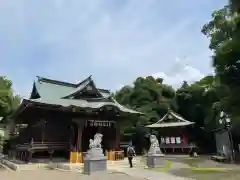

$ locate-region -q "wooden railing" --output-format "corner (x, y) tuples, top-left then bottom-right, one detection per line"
(106, 150), (124, 161)
(15, 142), (70, 151)
(114, 150), (124, 161)
(13, 142), (70, 163)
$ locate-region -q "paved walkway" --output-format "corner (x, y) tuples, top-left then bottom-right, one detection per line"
(0, 170), (145, 180)
(108, 158), (192, 180)
(109, 166), (192, 180)
(1, 156), (192, 180)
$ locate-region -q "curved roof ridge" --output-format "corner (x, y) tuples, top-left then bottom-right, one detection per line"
(37, 76), (76, 87)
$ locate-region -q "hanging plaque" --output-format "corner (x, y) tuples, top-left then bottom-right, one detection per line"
(85, 120), (115, 127)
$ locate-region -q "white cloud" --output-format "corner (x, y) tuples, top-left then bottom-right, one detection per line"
(113, 57), (205, 91)
(153, 57), (205, 88)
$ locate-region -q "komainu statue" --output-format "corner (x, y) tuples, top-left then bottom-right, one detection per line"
(89, 133), (103, 149)
(84, 133), (107, 174)
(148, 134), (163, 155)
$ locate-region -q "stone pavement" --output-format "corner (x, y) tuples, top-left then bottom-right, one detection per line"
(110, 166), (192, 180)
(1, 156), (192, 180)
(107, 158), (192, 180)
(0, 167), (191, 180)
(0, 169), (145, 180)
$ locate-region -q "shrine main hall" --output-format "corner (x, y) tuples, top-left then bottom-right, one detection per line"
(9, 76), (142, 162)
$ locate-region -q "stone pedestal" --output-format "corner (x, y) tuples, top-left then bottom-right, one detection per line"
(147, 154), (165, 168)
(83, 148), (107, 174)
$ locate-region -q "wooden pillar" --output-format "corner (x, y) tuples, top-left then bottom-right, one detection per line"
(115, 122), (120, 150)
(76, 126), (82, 152)
(72, 119), (85, 152)
(41, 119), (46, 143)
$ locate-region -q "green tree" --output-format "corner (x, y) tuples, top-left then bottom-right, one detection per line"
(115, 76), (176, 125)
(202, 4), (240, 117)
(115, 75), (222, 152)
(115, 76), (177, 153)
(0, 76), (21, 120)
(115, 76), (176, 136)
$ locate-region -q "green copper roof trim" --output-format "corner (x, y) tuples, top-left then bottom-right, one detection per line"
(24, 97), (142, 114)
(37, 76), (77, 87)
(32, 76), (111, 100)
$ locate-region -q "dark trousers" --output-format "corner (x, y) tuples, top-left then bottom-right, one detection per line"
(128, 157), (133, 168)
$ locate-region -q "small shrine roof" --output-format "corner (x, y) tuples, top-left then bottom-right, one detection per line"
(146, 109), (194, 128)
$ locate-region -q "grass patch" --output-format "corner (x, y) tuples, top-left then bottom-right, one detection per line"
(171, 169), (240, 180)
(191, 167), (228, 172)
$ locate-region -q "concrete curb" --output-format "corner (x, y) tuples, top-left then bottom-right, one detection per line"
(0, 158), (18, 171)
(49, 163), (83, 171)
(0, 158), (59, 171)
(0, 158), (84, 172)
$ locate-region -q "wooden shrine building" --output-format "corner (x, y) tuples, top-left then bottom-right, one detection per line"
(146, 109), (196, 154)
(8, 76), (141, 163)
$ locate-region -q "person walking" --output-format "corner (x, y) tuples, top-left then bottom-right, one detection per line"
(127, 142), (136, 168)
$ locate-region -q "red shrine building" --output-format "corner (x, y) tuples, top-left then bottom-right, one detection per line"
(8, 76), (142, 163)
(146, 109), (196, 153)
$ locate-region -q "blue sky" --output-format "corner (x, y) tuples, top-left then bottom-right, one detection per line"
(0, 0), (227, 98)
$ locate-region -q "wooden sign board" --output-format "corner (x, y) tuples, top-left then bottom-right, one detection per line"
(85, 120), (116, 127)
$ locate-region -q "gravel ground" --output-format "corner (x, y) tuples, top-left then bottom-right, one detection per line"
(0, 170), (145, 180)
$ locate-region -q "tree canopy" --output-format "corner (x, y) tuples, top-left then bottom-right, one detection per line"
(0, 76), (21, 122)
(202, 3), (240, 117)
(115, 76), (176, 126)
(114, 75), (222, 151)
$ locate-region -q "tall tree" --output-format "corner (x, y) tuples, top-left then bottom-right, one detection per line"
(0, 76), (21, 120)
(202, 4), (240, 117)
(115, 76), (176, 135)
